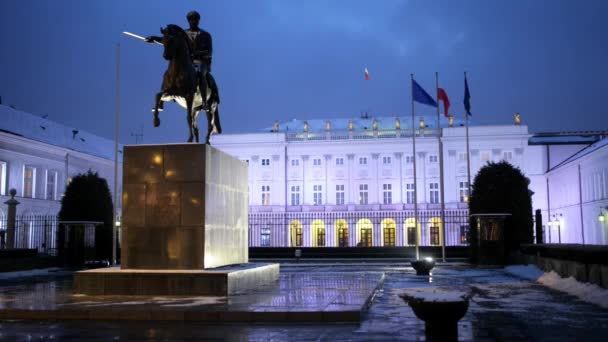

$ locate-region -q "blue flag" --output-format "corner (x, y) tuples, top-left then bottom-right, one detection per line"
(464, 75), (472, 116)
(412, 79), (438, 107)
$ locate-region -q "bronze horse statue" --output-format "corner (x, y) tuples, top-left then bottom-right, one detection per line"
(153, 24), (221, 144)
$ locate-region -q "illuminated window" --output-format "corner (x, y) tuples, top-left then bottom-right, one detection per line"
(429, 182), (439, 204)
(406, 183), (415, 204)
(290, 185), (300, 206)
(23, 166), (36, 198)
(335, 158), (344, 166)
(261, 158), (270, 166)
(459, 181), (469, 202)
(407, 226), (417, 245)
(335, 184), (345, 205)
(481, 151), (490, 161)
(261, 185), (270, 205)
(383, 220), (396, 246)
(313, 185), (323, 205)
(359, 184), (368, 205)
(430, 225), (440, 245)
(460, 225), (468, 244)
(316, 227), (326, 246)
(336, 220), (349, 247)
(0, 161), (6, 196)
(260, 228), (271, 247)
(383, 184), (392, 204)
(46, 170), (57, 200)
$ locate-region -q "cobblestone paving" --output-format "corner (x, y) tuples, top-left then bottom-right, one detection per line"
(1, 263), (607, 341)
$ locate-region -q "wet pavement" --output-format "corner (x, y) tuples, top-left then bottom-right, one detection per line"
(1, 262), (608, 341)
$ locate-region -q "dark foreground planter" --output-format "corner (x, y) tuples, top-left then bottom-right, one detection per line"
(411, 258), (436, 275)
(400, 293), (471, 341)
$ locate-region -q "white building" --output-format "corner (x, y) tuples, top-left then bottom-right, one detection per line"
(212, 115), (608, 247)
(0, 105), (122, 220)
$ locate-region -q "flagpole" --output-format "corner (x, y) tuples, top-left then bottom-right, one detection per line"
(411, 74), (419, 260)
(465, 72), (472, 212)
(112, 43), (120, 266)
(436, 72), (447, 262)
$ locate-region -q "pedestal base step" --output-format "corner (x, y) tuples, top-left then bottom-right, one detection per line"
(74, 263), (279, 296)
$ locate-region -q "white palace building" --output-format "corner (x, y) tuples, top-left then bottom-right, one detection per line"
(212, 115), (608, 248)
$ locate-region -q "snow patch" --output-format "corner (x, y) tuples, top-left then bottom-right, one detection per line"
(504, 265), (544, 280)
(538, 271), (608, 309)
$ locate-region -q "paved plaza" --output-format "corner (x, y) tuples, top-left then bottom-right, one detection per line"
(1, 262), (607, 341)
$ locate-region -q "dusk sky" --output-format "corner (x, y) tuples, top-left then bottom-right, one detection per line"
(1, 0), (607, 145)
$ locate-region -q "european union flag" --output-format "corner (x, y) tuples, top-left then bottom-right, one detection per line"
(464, 75), (472, 116)
(412, 79), (437, 107)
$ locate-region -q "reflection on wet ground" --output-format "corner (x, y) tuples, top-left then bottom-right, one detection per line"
(1, 262), (608, 341)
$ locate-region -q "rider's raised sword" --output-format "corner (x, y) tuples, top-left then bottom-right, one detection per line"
(122, 31), (163, 46)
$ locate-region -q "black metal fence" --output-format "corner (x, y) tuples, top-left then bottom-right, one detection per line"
(7, 215), (59, 255)
(248, 209), (470, 248)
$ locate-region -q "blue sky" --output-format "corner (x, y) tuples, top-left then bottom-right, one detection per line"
(1, 0), (607, 144)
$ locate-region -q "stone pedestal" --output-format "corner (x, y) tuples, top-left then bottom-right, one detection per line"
(121, 143), (248, 269)
(75, 144), (279, 296)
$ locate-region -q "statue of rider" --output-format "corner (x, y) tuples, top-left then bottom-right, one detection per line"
(146, 10), (213, 111)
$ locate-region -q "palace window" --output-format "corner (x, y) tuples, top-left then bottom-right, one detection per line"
(382, 184), (392, 204)
(406, 155), (415, 163)
(260, 228), (271, 247)
(406, 183), (415, 204)
(359, 157), (367, 165)
(290, 185), (300, 206)
(481, 151), (490, 161)
(316, 227), (326, 247)
(261, 185), (270, 205)
(335, 184), (345, 205)
(360, 226), (372, 247)
(335, 158), (344, 166)
(337, 221), (349, 247)
(460, 225), (469, 244)
(313, 158), (321, 166)
(430, 225), (440, 245)
(459, 181), (469, 202)
(291, 159), (299, 166)
(313, 185), (323, 205)
(407, 225), (417, 245)
(359, 184), (369, 205)
(294, 227), (303, 247)
(0, 161), (6, 196)
(429, 182), (439, 204)
(382, 156), (391, 165)
(23, 165), (36, 198)
(383, 223), (396, 247)
(261, 158), (270, 166)
(46, 170), (57, 201)
(458, 152), (467, 161)
(429, 155), (438, 163)
(503, 151), (513, 161)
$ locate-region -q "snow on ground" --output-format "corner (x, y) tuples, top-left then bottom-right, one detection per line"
(0, 268), (65, 279)
(504, 265), (544, 280)
(505, 264), (608, 309)
(538, 271), (608, 309)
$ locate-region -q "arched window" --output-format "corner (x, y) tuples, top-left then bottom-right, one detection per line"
(289, 220), (303, 247)
(356, 219), (373, 247)
(404, 218), (420, 246)
(335, 219), (349, 247)
(311, 220), (325, 247)
(382, 218), (396, 246)
(429, 217), (443, 246)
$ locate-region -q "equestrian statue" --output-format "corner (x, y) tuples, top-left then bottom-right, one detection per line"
(144, 11), (222, 144)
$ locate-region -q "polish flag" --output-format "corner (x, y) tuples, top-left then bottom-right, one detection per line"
(364, 67), (370, 80)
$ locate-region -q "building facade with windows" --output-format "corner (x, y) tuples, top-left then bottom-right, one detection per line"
(212, 116), (608, 247)
(0, 105), (122, 221)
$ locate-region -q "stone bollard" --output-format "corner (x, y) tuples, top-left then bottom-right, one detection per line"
(4, 189), (20, 249)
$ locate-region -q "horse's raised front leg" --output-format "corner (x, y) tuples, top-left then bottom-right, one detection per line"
(186, 95), (194, 143)
(153, 92), (163, 127)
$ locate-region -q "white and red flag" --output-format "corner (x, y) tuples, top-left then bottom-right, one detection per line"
(364, 67), (370, 80)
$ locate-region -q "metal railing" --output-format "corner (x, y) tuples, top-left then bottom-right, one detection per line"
(3, 215), (60, 254)
(286, 129), (440, 142)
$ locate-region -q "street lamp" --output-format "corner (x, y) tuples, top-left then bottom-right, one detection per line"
(598, 207), (607, 222)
